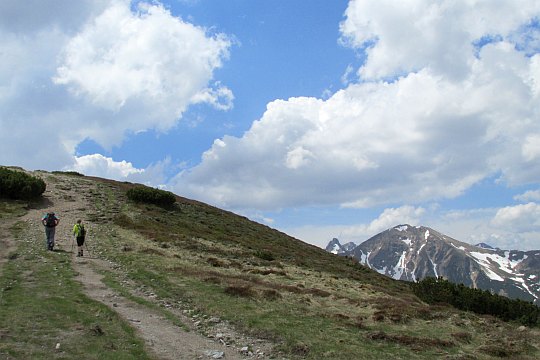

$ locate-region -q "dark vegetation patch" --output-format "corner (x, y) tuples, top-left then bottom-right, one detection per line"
(254, 250), (275, 261)
(138, 247), (166, 256)
(249, 268), (288, 277)
(52, 171), (84, 177)
(290, 342), (310, 357)
(126, 186), (176, 208)
(367, 331), (454, 350)
(368, 295), (434, 323)
(478, 344), (514, 358)
(0, 167), (46, 200)
(451, 332), (472, 343)
(207, 257), (228, 267)
(262, 289), (282, 301)
(412, 277), (540, 326)
(224, 285), (256, 298)
(173, 265), (333, 300)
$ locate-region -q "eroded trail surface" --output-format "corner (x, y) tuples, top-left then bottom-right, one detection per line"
(5, 173), (273, 360)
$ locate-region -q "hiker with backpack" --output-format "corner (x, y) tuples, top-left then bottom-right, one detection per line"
(72, 219), (86, 257)
(41, 212), (59, 250)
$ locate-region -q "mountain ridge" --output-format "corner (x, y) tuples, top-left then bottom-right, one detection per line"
(327, 224), (540, 305)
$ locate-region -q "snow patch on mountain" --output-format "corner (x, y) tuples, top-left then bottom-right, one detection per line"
(363, 251), (372, 268)
(429, 257), (438, 278)
(417, 243), (426, 255)
(451, 243), (466, 251)
(329, 244), (340, 254)
(512, 276), (539, 300)
(470, 251), (526, 275)
(393, 251), (407, 280)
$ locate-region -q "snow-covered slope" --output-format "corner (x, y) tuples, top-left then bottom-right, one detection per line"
(327, 225), (540, 304)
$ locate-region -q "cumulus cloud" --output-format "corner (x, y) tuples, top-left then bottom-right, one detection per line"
(491, 202), (540, 233)
(53, 0), (231, 145)
(514, 189), (540, 202)
(69, 154), (170, 185)
(71, 154), (143, 177)
(174, 1), (540, 213)
(363, 206), (425, 234)
(0, 0), (231, 170)
(339, 0), (540, 81)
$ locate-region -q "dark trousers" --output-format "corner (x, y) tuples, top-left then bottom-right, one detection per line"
(76, 237), (85, 246)
(45, 227), (55, 249)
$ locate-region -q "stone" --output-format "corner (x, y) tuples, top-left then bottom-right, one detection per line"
(204, 350), (225, 359)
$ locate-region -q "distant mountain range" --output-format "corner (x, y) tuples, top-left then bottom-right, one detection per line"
(326, 224), (540, 305)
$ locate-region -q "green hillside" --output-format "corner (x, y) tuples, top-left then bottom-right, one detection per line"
(0, 169), (539, 359)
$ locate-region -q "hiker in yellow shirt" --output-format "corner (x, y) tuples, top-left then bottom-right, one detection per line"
(72, 219), (86, 257)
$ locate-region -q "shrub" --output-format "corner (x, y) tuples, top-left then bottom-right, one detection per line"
(126, 186), (176, 207)
(52, 171), (84, 176)
(224, 285), (255, 298)
(255, 250), (275, 261)
(411, 277), (540, 326)
(0, 167), (46, 200)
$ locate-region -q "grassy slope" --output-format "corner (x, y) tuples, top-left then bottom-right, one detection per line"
(1, 172), (539, 359)
(92, 176), (540, 359)
(0, 202), (150, 359)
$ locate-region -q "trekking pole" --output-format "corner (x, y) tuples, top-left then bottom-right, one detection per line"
(84, 241), (91, 258)
(70, 236), (75, 253)
(83, 229), (92, 258)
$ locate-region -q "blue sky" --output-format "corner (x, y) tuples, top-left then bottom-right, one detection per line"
(1, 0), (540, 250)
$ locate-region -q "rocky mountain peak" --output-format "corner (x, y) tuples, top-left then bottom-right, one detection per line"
(326, 225), (540, 305)
(325, 238), (343, 254)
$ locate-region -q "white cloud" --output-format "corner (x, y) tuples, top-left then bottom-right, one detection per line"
(53, 0), (231, 143)
(522, 134), (540, 161)
(491, 202), (540, 233)
(339, 0), (540, 81)
(69, 153), (169, 185)
(514, 189), (540, 202)
(363, 206), (425, 234)
(0, 0), (231, 170)
(173, 1), (540, 213)
(71, 154), (143, 178)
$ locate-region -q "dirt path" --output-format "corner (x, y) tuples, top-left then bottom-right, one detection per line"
(9, 173), (271, 360)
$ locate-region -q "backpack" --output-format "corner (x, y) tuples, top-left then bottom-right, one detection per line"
(79, 224), (86, 238)
(45, 213), (57, 227)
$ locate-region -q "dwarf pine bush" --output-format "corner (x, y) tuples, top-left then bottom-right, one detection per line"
(412, 277), (539, 326)
(0, 167), (46, 200)
(126, 186), (176, 207)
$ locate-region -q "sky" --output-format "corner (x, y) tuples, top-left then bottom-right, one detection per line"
(1, 0), (540, 251)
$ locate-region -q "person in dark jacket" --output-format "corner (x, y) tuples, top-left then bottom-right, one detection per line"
(42, 212), (59, 250)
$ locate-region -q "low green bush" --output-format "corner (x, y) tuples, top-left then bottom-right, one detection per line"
(52, 171), (84, 176)
(126, 186), (176, 207)
(0, 167), (46, 200)
(255, 250), (275, 261)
